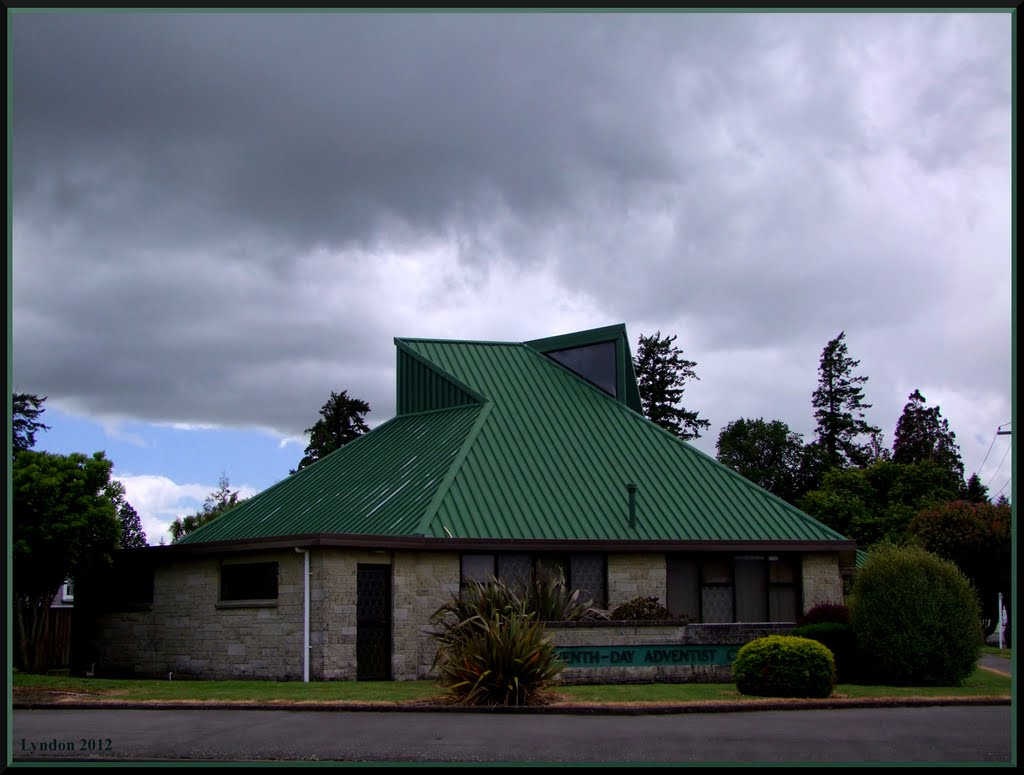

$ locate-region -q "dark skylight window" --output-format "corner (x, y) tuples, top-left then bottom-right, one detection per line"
(547, 341), (618, 397)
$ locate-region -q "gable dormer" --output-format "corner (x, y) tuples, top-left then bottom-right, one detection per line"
(394, 339), (488, 415)
(525, 324), (642, 414)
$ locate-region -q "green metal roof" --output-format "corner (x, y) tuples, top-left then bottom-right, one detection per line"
(179, 325), (850, 546)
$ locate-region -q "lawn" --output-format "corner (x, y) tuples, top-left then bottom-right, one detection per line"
(980, 645), (1012, 660)
(12, 663), (1011, 706)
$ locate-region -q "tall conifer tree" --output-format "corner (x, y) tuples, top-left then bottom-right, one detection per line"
(811, 331), (880, 469)
(892, 389), (965, 487)
(634, 331), (710, 441)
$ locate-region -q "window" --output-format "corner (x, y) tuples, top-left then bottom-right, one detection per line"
(460, 552), (607, 607)
(569, 553), (606, 608)
(666, 553), (802, 623)
(768, 556), (800, 622)
(460, 554), (496, 586)
(497, 553), (532, 590)
(700, 557), (735, 623)
(546, 341), (618, 397)
(221, 562), (278, 601)
(735, 555), (767, 622)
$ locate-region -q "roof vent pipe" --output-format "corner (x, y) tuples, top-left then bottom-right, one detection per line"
(626, 483), (637, 529)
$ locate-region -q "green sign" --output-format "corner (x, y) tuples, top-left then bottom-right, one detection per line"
(555, 645), (740, 668)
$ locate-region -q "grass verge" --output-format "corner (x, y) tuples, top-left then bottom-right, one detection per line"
(557, 667), (1010, 704)
(980, 645), (1012, 660)
(13, 665), (1010, 706)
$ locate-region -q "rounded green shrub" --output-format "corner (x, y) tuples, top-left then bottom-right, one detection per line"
(733, 635), (836, 698)
(791, 622), (858, 683)
(848, 542), (982, 686)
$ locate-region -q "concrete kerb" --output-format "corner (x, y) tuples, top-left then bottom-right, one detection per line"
(12, 696), (1011, 714)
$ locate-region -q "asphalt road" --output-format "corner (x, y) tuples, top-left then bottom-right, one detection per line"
(11, 705), (1014, 763)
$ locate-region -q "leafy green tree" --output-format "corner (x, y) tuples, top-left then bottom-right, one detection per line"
(793, 441), (832, 501)
(892, 389), (965, 488)
(716, 417), (804, 503)
(811, 332), (881, 470)
(13, 450), (121, 671)
(169, 473), (245, 542)
(634, 331), (710, 441)
(799, 459), (961, 546)
(293, 390), (371, 473)
(908, 499), (1011, 638)
(13, 392), (50, 455)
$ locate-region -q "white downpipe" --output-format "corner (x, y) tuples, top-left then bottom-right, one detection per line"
(997, 592), (1007, 650)
(295, 547), (310, 682)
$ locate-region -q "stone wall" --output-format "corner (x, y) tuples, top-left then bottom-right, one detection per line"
(92, 547), (843, 682)
(393, 551), (460, 680)
(312, 548), (393, 680)
(94, 550), (305, 680)
(607, 553), (666, 608)
(801, 552), (844, 612)
(547, 622), (794, 684)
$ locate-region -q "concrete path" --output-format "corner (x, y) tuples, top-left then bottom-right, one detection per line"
(977, 652), (1012, 677)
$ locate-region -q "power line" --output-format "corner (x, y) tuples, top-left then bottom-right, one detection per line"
(975, 422), (1011, 479)
(975, 430), (999, 477)
(994, 477), (1011, 498)
(984, 442), (1011, 488)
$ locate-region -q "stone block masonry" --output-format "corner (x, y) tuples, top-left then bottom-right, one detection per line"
(801, 553), (844, 611)
(607, 553), (666, 608)
(94, 550), (305, 680)
(92, 547), (845, 682)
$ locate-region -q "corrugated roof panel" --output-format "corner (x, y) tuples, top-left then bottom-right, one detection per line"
(396, 344), (485, 415)
(181, 327), (848, 547)
(177, 404), (483, 543)
(404, 339), (846, 543)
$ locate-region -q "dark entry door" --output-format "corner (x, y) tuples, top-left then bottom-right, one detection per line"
(356, 564), (391, 680)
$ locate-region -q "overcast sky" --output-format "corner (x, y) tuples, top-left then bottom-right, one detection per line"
(11, 12), (1013, 544)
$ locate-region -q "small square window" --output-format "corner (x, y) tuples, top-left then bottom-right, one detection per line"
(460, 554), (496, 585)
(221, 562), (278, 601)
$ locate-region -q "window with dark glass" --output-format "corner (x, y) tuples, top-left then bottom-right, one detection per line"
(667, 553), (802, 623)
(534, 554), (569, 584)
(460, 552), (607, 607)
(546, 341), (618, 397)
(460, 554), (496, 586)
(569, 553), (607, 608)
(666, 555), (699, 620)
(497, 553), (532, 591)
(768, 555), (800, 622)
(700, 556), (735, 623)
(221, 562), (278, 601)
(735, 555), (768, 622)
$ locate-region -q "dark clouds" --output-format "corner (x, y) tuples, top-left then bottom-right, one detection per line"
(11, 12), (1012, 475)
